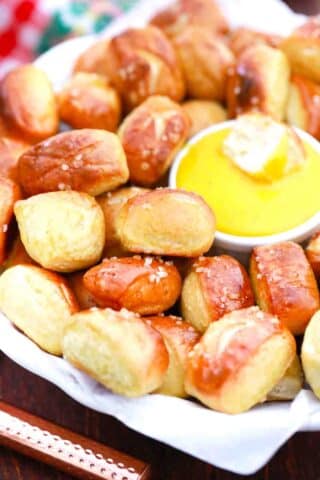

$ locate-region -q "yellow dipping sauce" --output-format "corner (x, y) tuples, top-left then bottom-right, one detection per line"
(176, 128), (320, 236)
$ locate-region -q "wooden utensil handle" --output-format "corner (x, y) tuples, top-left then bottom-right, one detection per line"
(0, 401), (151, 480)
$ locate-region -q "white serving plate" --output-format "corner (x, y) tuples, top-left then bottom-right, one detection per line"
(1, 0), (320, 476)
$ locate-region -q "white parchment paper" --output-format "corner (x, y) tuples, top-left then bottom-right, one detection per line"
(1, 0), (320, 475)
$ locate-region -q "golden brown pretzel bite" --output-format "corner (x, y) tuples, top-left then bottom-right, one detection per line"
(150, 0), (229, 38)
(181, 100), (227, 138)
(145, 315), (200, 397)
(286, 75), (320, 140)
(281, 16), (320, 83)
(58, 73), (121, 132)
(0, 265), (79, 355)
(226, 44), (290, 121)
(229, 28), (282, 56)
(306, 232), (320, 279)
(1, 65), (58, 141)
(107, 26), (185, 110)
(67, 272), (98, 310)
(14, 191), (105, 273)
(250, 241), (320, 335)
(0, 177), (21, 265)
(18, 129), (129, 197)
(118, 96), (190, 186)
(97, 186), (149, 257)
(185, 306), (296, 413)
(62, 307), (169, 397)
(3, 236), (35, 270)
(83, 256), (181, 315)
(116, 188), (216, 257)
(73, 39), (111, 78)
(173, 27), (234, 101)
(181, 255), (254, 332)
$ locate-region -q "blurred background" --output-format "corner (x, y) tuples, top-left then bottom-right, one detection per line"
(0, 0), (319, 78)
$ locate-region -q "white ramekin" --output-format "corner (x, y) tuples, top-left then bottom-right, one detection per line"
(169, 120), (320, 253)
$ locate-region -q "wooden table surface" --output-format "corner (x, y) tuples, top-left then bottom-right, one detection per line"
(1, 2), (320, 479)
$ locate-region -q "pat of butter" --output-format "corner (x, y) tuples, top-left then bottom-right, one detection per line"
(222, 113), (305, 182)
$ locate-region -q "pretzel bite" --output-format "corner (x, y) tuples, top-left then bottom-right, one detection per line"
(286, 75), (320, 139)
(14, 191), (105, 273)
(146, 315), (200, 397)
(229, 28), (282, 56)
(73, 39), (111, 78)
(0, 265), (79, 355)
(118, 96), (190, 186)
(1, 65), (58, 141)
(227, 44), (290, 121)
(173, 27), (234, 101)
(181, 100), (227, 138)
(267, 355), (303, 401)
(18, 129), (129, 197)
(116, 188), (215, 257)
(3, 236), (35, 270)
(58, 73), (121, 132)
(181, 255), (254, 333)
(302, 311), (320, 399)
(97, 187), (149, 256)
(150, 0), (229, 38)
(0, 177), (21, 265)
(306, 232), (320, 279)
(281, 17), (320, 83)
(62, 307), (169, 396)
(0, 135), (30, 182)
(83, 256), (181, 315)
(107, 26), (185, 110)
(250, 242), (320, 335)
(67, 272), (97, 310)
(185, 306), (296, 413)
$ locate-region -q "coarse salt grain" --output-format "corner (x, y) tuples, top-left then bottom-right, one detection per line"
(2, 224), (8, 232)
(61, 163), (69, 171)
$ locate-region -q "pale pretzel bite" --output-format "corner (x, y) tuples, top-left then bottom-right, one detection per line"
(1, 65), (58, 141)
(58, 73), (121, 132)
(306, 232), (320, 279)
(181, 255), (254, 333)
(0, 177), (21, 265)
(302, 311), (320, 399)
(286, 75), (320, 140)
(229, 28), (283, 56)
(173, 27), (234, 101)
(185, 307), (296, 414)
(118, 96), (190, 186)
(115, 188), (216, 257)
(0, 265), (79, 355)
(226, 44), (290, 121)
(67, 272), (98, 310)
(14, 191), (105, 273)
(281, 16), (320, 83)
(107, 26), (185, 110)
(73, 39), (111, 78)
(181, 100), (227, 139)
(62, 307), (169, 397)
(83, 256), (181, 315)
(150, 0), (229, 38)
(267, 355), (303, 401)
(250, 242), (320, 335)
(145, 315), (200, 397)
(18, 129), (129, 197)
(97, 186), (149, 257)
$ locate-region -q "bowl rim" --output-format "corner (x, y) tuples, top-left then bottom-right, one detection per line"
(168, 120), (320, 250)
